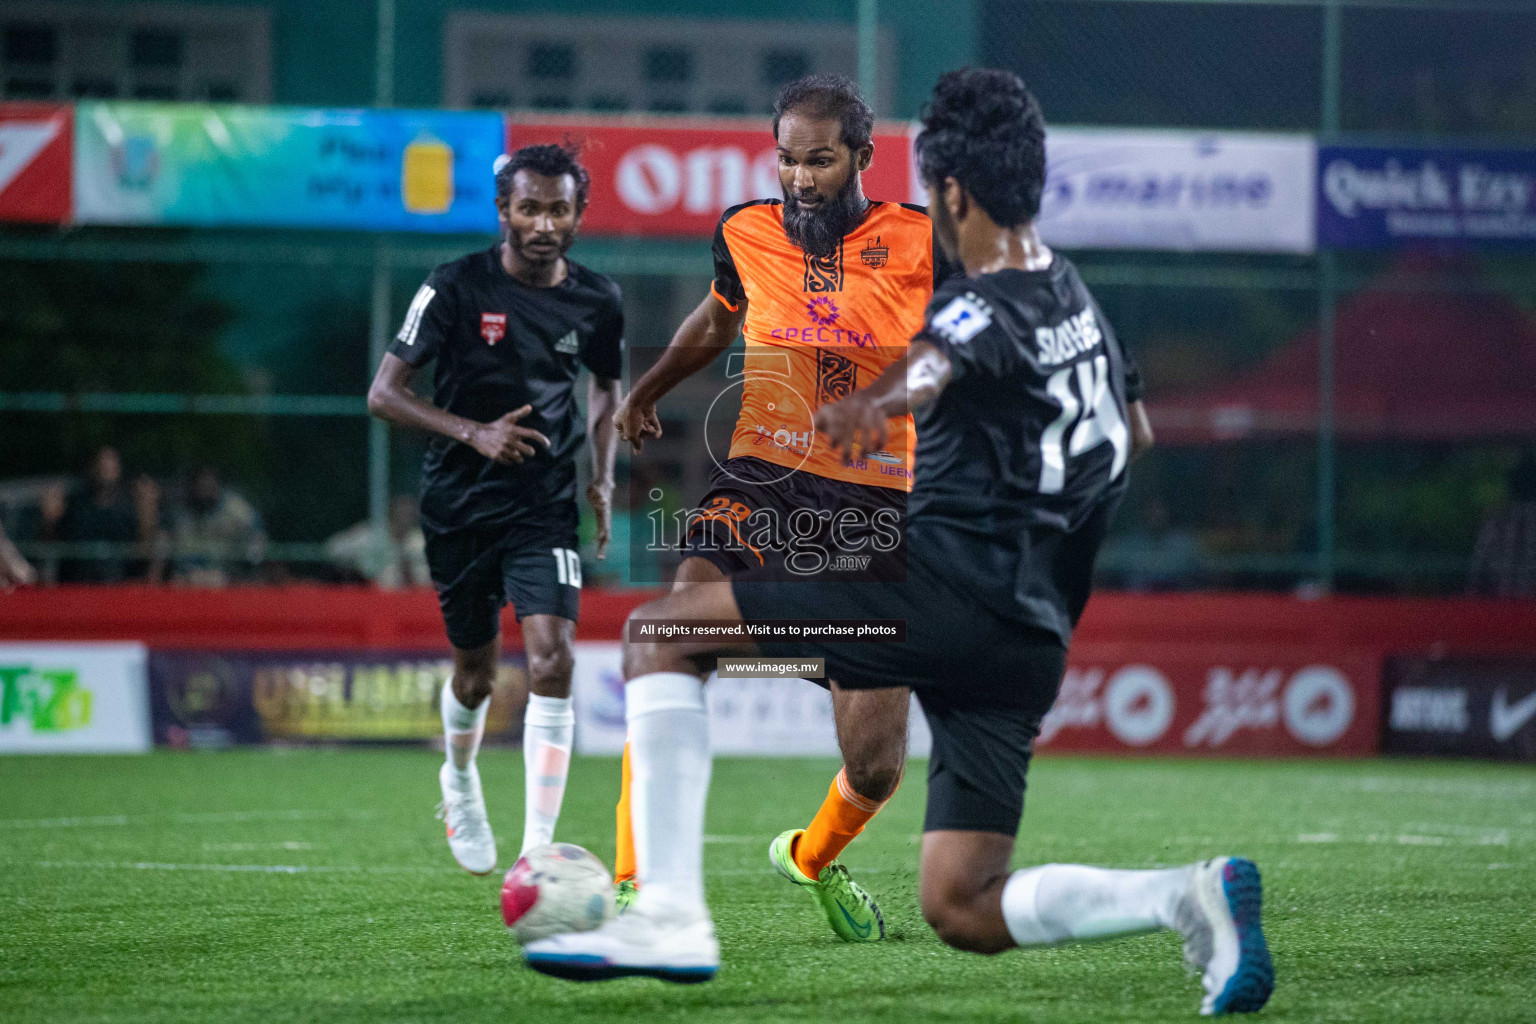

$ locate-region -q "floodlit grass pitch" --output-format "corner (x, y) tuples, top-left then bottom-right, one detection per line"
(3, 750), (1533, 1023)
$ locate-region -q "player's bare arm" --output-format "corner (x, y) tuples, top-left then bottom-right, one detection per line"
(587, 375), (621, 559)
(1129, 400), (1154, 460)
(613, 295), (746, 452)
(813, 341), (953, 464)
(367, 352), (550, 465)
(0, 521), (35, 589)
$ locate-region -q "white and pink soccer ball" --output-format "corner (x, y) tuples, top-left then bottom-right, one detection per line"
(501, 843), (614, 943)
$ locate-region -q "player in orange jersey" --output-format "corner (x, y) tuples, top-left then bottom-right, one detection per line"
(609, 74), (952, 941)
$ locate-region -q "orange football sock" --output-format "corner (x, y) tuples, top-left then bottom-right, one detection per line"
(613, 740), (637, 884)
(793, 767), (893, 879)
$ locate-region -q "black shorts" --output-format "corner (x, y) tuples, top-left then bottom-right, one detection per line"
(682, 456), (906, 580)
(424, 515), (581, 651)
(731, 549), (1064, 836)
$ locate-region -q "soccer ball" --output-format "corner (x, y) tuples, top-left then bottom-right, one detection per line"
(501, 843), (615, 944)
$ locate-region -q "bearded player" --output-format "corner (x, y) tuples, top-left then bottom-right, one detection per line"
(368, 145), (623, 875)
(610, 74), (952, 941)
(527, 70), (1270, 1018)
(611, 73), (1152, 940)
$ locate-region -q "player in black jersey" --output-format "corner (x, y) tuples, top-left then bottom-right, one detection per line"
(367, 145), (623, 877)
(525, 71), (1273, 1015)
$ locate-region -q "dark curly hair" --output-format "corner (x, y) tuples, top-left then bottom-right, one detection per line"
(495, 143), (591, 212)
(915, 68), (1047, 228)
(772, 73), (874, 154)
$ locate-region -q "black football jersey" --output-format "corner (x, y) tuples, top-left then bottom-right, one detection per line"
(908, 255), (1131, 644)
(388, 246), (624, 534)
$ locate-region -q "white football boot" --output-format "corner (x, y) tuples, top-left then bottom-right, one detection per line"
(1175, 857), (1275, 1015)
(523, 904), (719, 983)
(436, 762), (497, 875)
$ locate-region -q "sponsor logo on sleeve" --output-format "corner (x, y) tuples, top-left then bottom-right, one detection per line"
(929, 293), (992, 345)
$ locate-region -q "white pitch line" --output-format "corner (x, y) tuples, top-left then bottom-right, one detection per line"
(1293, 832), (1514, 848)
(0, 809), (376, 830)
(29, 860), (450, 875)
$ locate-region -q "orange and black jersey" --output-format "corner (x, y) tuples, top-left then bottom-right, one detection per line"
(710, 199), (958, 490)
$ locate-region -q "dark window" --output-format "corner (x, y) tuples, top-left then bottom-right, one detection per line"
(761, 50), (809, 87)
(527, 42), (575, 80)
(131, 29), (183, 68)
(588, 95), (629, 112)
(133, 82), (178, 100)
(471, 91), (512, 109)
(71, 76), (118, 98)
(644, 47), (692, 84)
(982, 0), (1321, 130)
(530, 93), (572, 110)
(648, 97), (688, 113)
(708, 96), (748, 115)
(4, 23), (57, 64)
(5, 77), (55, 99)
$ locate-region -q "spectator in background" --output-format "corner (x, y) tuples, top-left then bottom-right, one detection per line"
(0, 520), (34, 589)
(323, 494), (429, 588)
(170, 465), (265, 586)
(40, 446), (163, 583)
(1468, 453), (1536, 598)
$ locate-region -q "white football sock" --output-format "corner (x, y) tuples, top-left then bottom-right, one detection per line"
(441, 678), (488, 781)
(1002, 863), (1193, 946)
(520, 694), (574, 856)
(626, 671), (711, 918)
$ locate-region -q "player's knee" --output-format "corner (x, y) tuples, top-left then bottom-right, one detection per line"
(843, 757), (902, 804)
(452, 660), (496, 704)
(622, 603), (688, 679)
(921, 892), (1009, 955)
(526, 642), (574, 695)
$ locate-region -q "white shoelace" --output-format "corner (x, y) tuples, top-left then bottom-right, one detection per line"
(435, 793), (490, 843)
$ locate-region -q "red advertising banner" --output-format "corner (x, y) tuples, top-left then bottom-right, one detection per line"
(505, 114), (916, 237)
(1040, 644), (1382, 756)
(0, 102), (71, 224)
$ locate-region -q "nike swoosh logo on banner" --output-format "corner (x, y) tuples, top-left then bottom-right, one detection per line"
(1490, 688), (1536, 743)
(835, 901), (872, 939)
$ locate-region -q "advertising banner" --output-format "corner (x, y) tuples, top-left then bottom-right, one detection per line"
(0, 643), (150, 753)
(1037, 129), (1317, 253)
(505, 115), (915, 238)
(1318, 145), (1536, 248)
(1037, 646), (1379, 756)
(0, 102), (71, 224)
(148, 650), (527, 747)
(571, 642), (932, 756)
(574, 642), (1372, 757)
(74, 104), (503, 232)
(1383, 657), (1536, 761)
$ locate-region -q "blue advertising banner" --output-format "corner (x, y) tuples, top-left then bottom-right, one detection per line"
(74, 104), (503, 232)
(1319, 145), (1536, 248)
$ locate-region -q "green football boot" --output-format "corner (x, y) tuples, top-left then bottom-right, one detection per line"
(768, 828), (885, 942)
(614, 877), (639, 914)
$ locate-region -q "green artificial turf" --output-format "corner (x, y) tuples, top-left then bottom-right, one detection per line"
(2, 750), (1533, 1022)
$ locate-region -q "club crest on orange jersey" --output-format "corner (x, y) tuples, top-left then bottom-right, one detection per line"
(480, 312), (506, 345)
(860, 236), (889, 269)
